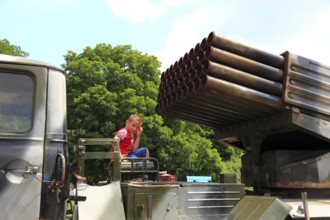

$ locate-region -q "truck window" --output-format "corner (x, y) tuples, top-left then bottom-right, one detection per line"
(0, 72), (34, 133)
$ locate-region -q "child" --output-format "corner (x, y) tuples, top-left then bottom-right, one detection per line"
(113, 114), (149, 159)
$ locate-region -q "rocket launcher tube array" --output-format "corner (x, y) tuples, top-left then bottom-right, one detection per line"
(156, 32), (285, 128)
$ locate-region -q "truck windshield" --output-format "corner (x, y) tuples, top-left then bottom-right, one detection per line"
(0, 72), (34, 133)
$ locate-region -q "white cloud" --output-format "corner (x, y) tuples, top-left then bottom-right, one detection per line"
(107, 0), (181, 23)
(281, 11), (330, 66)
(152, 3), (236, 71)
(153, 1), (330, 72)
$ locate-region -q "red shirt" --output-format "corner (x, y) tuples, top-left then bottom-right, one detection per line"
(114, 128), (134, 157)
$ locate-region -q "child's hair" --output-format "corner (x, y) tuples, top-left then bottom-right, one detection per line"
(127, 114), (143, 124)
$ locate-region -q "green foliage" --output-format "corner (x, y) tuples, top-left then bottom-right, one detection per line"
(64, 43), (242, 182)
(64, 44), (160, 132)
(158, 129), (225, 181)
(0, 39), (29, 57)
(222, 147), (243, 182)
(70, 84), (118, 136)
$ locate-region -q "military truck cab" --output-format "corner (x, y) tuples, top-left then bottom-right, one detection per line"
(0, 55), (69, 220)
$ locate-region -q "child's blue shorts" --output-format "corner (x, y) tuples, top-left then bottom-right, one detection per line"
(128, 147), (148, 157)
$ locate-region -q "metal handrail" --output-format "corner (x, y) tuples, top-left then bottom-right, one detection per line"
(77, 138), (121, 182)
(120, 157), (159, 173)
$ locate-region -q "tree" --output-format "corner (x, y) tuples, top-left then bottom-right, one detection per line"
(64, 43), (240, 182)
(64, 44), (161, 135)
(0, 39), (29, 57)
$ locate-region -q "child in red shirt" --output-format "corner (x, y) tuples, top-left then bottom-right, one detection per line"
(113, 114), (149, 159)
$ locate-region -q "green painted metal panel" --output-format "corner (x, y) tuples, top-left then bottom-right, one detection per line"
(225, 196), (292, 220)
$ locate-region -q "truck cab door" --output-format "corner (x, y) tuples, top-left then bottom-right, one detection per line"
(0, 62), (48, 220)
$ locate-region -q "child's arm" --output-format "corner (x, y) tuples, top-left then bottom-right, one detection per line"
(132, 127), (143, 153)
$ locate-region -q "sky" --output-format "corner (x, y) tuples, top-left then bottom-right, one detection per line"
(1, 0), (330, 72)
